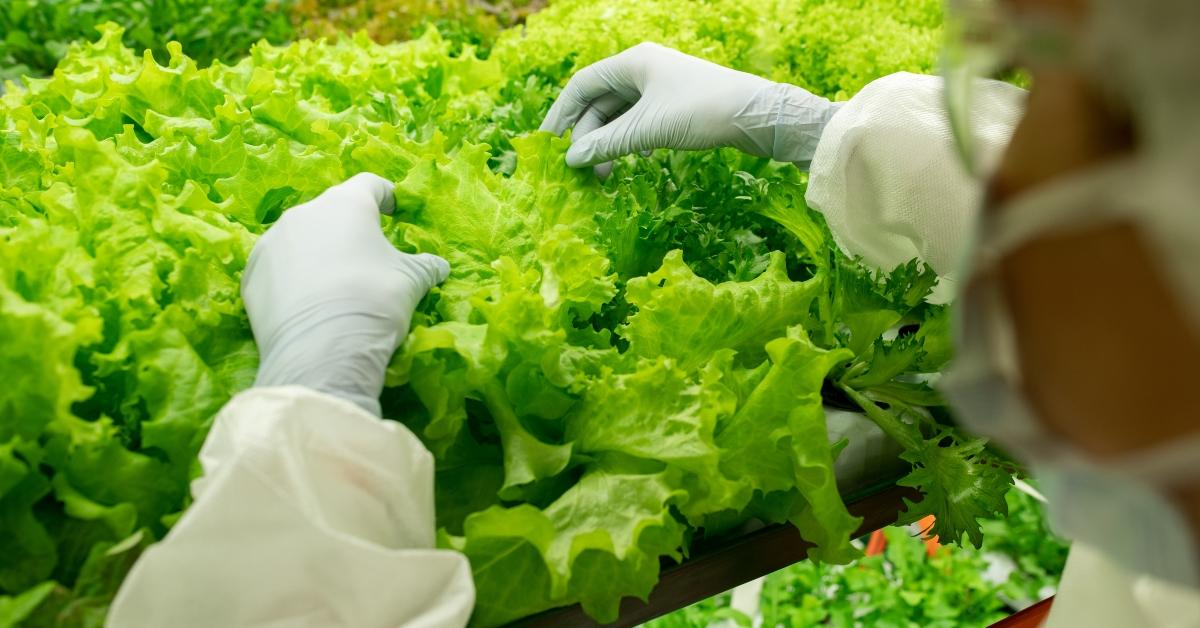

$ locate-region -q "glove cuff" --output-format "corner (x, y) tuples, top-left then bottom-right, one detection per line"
(770, 83), (842, 169)
(731, 82), (840, 167)
(254, 310), (401, 416)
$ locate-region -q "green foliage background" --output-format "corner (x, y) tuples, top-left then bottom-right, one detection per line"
(0, 0), (294, 81)
(0, 0), (541, 83)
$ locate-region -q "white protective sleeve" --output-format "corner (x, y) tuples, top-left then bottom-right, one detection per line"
(106, 386), (474, 628)
(805, 72), (1025, 301)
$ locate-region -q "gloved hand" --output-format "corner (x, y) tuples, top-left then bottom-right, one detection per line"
(242, 173), (450, 416)
(540, 42), (842, 176)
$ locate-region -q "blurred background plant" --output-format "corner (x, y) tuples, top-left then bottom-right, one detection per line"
(649, 486), (1069, 627)
(289, 0), (546, 55)
(0, 0), (295, 81)
(0, 0), (544, 82)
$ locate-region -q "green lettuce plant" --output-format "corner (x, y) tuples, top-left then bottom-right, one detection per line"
(650, 487), (1067, 628)
(0, 0), (295, 81)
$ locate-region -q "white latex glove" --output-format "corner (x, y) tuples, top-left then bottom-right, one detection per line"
(540, 42), (841, 176)
(242, 173), (450, 416)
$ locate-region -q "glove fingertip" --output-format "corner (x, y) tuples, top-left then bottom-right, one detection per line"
(346, 172), (397, 214)
(417, 253), (451, 284)
(539, 115), (562, 135)
(594, 162), (613, 179)
(565, 138), (597, 168)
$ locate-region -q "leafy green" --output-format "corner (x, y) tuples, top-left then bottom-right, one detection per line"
(982, 486), (1070, 605)
(0, 0), (1017, 624)
(649, 486), (1067, 628)
(0, 0), (295, 82)
(651, 525), (1012, 628)
(289, 0), (510, 58)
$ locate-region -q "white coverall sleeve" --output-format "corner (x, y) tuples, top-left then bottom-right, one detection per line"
(106, 386), (475, 628)
(805, 72), (1025, 300)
